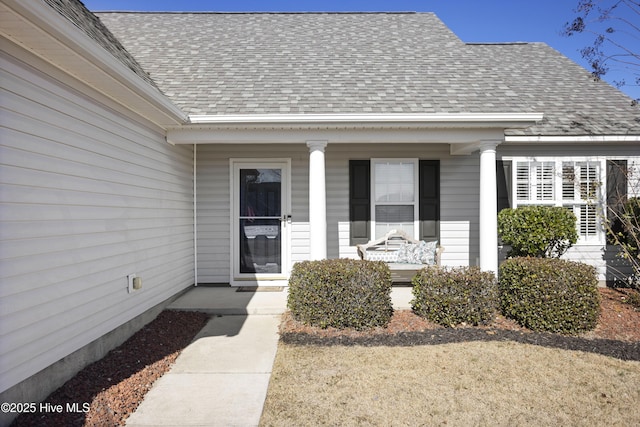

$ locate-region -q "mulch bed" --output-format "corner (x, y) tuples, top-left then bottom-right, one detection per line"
(280, 288), (640, 361)
(10, 311), (210, 427)
(9, 287), (639, 427)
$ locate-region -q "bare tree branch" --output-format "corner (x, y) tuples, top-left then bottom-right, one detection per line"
(563, 0), (640, 104)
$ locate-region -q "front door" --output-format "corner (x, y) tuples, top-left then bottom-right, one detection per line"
(232, 160), (290, 284)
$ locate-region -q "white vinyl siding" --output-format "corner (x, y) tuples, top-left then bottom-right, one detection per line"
(1, 52), (194, 392)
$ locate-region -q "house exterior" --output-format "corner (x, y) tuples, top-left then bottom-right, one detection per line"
(1, 0), (639, 416)
(94, 11), (640, 284)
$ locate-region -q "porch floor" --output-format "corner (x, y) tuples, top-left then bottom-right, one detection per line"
(167, 284), (414, 314)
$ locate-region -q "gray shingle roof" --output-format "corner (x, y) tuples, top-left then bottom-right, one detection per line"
(469, 43), (640, 136)
(95, 12), (640, 136)
(44, 0), (156, 87)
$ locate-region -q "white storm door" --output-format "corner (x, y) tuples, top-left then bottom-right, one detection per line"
(232, 160), (290, 283)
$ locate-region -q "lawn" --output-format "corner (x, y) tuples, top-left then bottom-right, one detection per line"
(260, 341), (640, 426)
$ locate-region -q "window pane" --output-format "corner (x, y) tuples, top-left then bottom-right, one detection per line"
(579, 204), (597, 237)
(536, 162), (554, 201)
(239, 219), (281, 273)
(376, 223), (414, 239)
(516, 164), (530, 200)
(517, 161), (555, 202)
(375, 205), (414, 222)
(240, 168), (281, 217)
(579, 163), (598, 201)
(374, 161), (414, 203)
(562, 164), (575, 200)
(374, 205), (414, 238)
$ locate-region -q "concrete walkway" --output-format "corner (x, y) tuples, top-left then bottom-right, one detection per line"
(125, 286), (413, 426)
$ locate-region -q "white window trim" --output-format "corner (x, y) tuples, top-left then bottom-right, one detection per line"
(370, 158), (420, 240)
(509, 157), (607, 245)
(502, 156), (604, 246)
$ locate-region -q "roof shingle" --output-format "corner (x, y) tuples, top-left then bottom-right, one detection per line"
(95, 11), (640, 136)
(45, 0), (157, 87)
(469, 42), (640, 136)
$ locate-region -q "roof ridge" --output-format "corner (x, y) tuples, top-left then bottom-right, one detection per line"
(466, 42), (532, 45)
(93, 11), (422, 14)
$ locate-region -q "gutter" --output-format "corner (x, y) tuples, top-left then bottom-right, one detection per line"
(168, 113), (544, 145)
(188, 113), (544, 128)
(505, 135), (640, 143)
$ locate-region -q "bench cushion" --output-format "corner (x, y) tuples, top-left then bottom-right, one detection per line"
(364, 250), (399, 263)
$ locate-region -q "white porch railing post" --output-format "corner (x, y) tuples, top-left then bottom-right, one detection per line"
(479, 140), (500, 275)
(307, 141), (328, 260)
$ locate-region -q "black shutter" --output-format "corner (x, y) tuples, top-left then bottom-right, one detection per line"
(607, 160), (627, 240)
(419, 160), (440, 242)
(349, 160), (370, 245)
(497, 160), (512, 212)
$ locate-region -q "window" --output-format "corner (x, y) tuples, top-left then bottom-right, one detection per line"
(513, 158), (603, 243)
(371, 159), (419, 239)
(349, 159), (439, 246)
(562, 162), (600, 240)
(516, 161), (554, 202)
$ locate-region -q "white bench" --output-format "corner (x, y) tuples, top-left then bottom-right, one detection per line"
(356, 229), (443, 283)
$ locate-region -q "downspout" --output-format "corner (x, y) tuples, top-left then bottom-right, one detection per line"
(193, 144), (198, 286)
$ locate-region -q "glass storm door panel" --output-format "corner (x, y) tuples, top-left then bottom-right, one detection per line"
(235, 165), (288, 278)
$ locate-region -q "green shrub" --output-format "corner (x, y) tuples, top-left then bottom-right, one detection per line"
(623, 290), (640, 311)
(498, 206), (578, 258)
(499, 257), (600, 334)
(287, 259), (393, 330)
(411, 266), (498, 327)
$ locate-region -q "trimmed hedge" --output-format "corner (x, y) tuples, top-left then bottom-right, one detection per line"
(499, 257), (600, 334)
(498, 206), (578, 258)
(411, 266), (498, 327)
(287, 259), (393, 330)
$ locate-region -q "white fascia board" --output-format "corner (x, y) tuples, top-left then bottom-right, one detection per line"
(171, 113), (539, 145)
(2, 0), (187, 127)
(189, 113), (544, 128)
(166, 127), (506, 145)
(505, 135), (640, 143)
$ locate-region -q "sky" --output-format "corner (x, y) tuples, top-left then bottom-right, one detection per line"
(83, 0), (639, 100)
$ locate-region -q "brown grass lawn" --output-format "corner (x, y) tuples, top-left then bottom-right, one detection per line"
(260, 341), (640, 426)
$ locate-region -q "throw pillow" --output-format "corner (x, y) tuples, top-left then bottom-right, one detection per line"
(397, 241), (438, 264)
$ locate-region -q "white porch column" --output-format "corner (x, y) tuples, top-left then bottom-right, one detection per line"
(307, 141), (328, 260)
(479, 140), (500, 275)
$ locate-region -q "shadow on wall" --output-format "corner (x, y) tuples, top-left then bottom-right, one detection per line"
(604, 245), (635, 287)
(499, 244), (634, 287)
